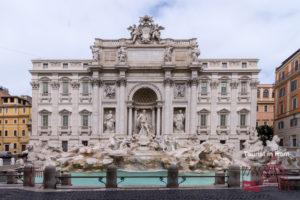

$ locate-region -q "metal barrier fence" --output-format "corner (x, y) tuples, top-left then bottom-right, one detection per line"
(0, 165), (243, 189)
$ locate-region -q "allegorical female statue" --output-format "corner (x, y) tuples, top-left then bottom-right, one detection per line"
(104, 110), (115, 133)
(173, 109), (185, 133)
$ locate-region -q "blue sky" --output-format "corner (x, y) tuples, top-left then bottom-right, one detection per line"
(0, 0), (299, 95)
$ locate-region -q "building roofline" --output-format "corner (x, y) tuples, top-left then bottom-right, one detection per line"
(276, 48), (300, 71)
(31, 59), (92, 63)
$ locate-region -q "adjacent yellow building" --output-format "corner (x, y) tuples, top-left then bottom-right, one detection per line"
(0, 95), (31, 154)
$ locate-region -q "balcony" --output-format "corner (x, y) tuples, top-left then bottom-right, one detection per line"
(60, 93), (72, 103)
(236, 126), (250, 135)
(59, 126), (72, 135)
(39, 93), (51, 103)
(218, 93), (230, 102)
(275, 68), (300, 86)
(196, 125), (210, 135)
(198, 92), (210, 103)
(79, 126), (92, 136)
(38, 126), (51, 136)
(238, 92), (250, 101)
(79, 93), (92, 103)
(216, 125), (230, 135)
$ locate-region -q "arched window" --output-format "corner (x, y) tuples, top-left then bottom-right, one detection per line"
(263, 89), (269, 98)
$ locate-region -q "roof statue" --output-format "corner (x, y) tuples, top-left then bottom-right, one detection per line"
(127, 15), (165, 44)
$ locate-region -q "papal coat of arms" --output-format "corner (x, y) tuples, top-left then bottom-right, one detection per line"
(127, 15), (164, 44)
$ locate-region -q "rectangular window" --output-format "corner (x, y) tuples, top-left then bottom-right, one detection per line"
(82, 141), (88, 146)
(5, 144), (9, 151)
(220, 140), (226, 144)
(22, 145), (26, 151)
(62, 141), (68, 152)
(241, 82), (247, 94)
(43, 63), (48, 69)
(278, 121), (284, 129)
(14, 130), (17, 137)
(240, 114), (246, 126)
(82, 82), (89, 95)
(279, 87), (285, 97)
(42, 82), (48, 94)
(201, 82), (208, 95)
(83, 63), (88, 68)
(291, 135), (297, 147)
(222, 62), (227, 68)
(63, 63), (68, 69)
(220, 114), (226, 126)
(42, 115), (48, 127)
(23, 107), (26, 113)
(5, 130), (8, 136)
(292, 97), (298, 110)
(264, 105), (268, 112)
(62, 115), (69, 127)
(242, 62), (247, 68)
(240, 140), (246, 150)
(13, 143), (17, 149)
(200, 114), (207, 127)
(280, 104), (284, 114)
(221, 82), (227, 95)
(62, 82), (69, 94)
(291, 80), (298, 92)
(290, 118), (298, 127)
(82, 115), (89, 127)
(202, 63), (208, 68)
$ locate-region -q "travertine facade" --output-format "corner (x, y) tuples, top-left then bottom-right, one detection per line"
(30, 16), (260, 151)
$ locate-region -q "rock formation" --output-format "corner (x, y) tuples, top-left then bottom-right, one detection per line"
(26, 130), (300, 172)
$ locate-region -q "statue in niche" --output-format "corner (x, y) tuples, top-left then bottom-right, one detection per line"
(191, 45), (200, 62)
(104, 84), (115, 99)
(104, 110), (115, 133)
(117, 46), (127, 63)
(175, 84), (185, 98)
(164, 46), (173, 62)
(136, 109), (151, 135)
(173, 109), (185, 133)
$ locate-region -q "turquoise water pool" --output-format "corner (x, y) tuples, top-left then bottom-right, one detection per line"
(36, 170), (250, 187)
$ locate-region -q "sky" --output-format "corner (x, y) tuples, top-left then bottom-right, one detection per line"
(0, 0), (299, 96)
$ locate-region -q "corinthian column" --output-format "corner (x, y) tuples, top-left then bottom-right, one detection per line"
(164, 77), (173, 135)
(92, 72), (101, 136)
(117, 77), (127, 135)
(189, 77), (198, 135)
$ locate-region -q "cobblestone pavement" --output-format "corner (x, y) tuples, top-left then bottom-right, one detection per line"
(0, 187), (299, 200)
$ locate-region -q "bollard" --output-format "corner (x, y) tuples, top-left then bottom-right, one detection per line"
(61, 173), (72, 186)
(0, 158), (3, 166)
(250, 165), (262, 185)
(43, 165), (57, 189)
(228, 165), (240, 187)
(23, 165), (35, 187)
(167, 165), (179, 188)
(215, 170), (225, 185)
(6, 169), (18, 184)
(106, 165), (117, 188)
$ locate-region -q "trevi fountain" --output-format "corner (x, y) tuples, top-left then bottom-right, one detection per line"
(26, 16), (300, 173)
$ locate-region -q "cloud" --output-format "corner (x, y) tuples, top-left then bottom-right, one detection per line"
(0, 0), (299, 95)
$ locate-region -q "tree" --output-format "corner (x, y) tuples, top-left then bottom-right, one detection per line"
(256, 125), (274, 146)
